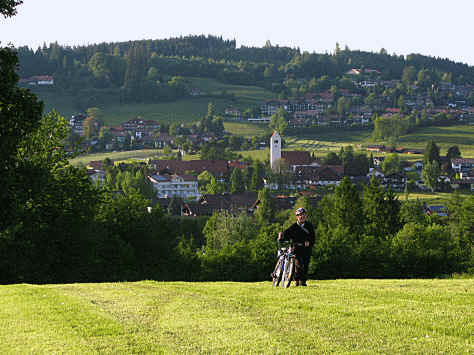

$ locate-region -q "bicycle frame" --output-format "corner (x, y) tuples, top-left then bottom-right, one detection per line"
(272, 242), (296, 288)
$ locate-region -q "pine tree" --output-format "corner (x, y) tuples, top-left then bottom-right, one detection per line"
(332, 177), (363, 238)
(424, 140), (441, 166)
(255, 188), (275, 225)
(230, 168), (245, 194)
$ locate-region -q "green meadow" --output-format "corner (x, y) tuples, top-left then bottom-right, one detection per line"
(284, 124), (474, 158)
(36, 77), (277, 125)
(187, 77), (277, 104)
(0, 279), (472, 354)
(224, 121), (271, 138)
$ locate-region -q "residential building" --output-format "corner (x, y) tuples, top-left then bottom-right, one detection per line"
(148, 174), (200, 200)
(451, 158), (474, 172)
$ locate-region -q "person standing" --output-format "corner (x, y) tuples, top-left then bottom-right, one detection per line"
(278, 207), (315, 286)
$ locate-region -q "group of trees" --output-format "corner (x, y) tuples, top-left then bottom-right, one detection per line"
(175, 177), (473, 281)
(320, 146), (370, 177)
(197, 159), (266, 194)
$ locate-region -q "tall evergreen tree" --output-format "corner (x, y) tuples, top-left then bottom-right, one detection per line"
(332, 177), (363, 238)
(424, 140), (441, 166)
(422, 160), (441, 192)
(255, 188), (275, 225)
(230, 168), (245, 194)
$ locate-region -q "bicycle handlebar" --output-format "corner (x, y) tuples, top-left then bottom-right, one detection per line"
(277, 239), (304, 247)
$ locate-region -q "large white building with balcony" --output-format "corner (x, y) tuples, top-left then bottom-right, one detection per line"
(148, 174), (200, 200)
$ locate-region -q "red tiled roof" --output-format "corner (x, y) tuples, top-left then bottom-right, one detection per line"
(150, 159), (229, 176)
(229, 160), (249, 170)
(88, 160), (104, 170)
(281, 151), (312, 166)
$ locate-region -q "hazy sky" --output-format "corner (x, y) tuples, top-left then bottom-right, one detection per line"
(1, 0), (473, 66)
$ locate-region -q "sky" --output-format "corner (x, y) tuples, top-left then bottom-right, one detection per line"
(1, 0), (473, 66)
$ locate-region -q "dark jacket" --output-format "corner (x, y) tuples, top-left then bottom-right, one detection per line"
(281, 221), (315, 250)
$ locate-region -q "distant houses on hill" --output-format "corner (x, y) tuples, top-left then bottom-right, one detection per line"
(19, 75), (54, 86)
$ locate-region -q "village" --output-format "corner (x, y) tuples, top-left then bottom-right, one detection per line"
(64, 67), (474, 154)
(83, 126), (474, 219)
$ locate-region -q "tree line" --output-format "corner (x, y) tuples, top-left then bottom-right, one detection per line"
(14, 35), (474, 110)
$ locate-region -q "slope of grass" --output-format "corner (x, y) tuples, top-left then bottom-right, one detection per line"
(34, 77), (277, 126)
(100, 97), (232, 126)
(0, 279), (472, 354)
(69, 149), (160, 167)
(224, 121), (270, 137)
(284, 124), (474, 158)
(188, 77), (277, 104)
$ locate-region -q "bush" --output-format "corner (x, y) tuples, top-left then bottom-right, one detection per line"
(391, 223), (460, 277)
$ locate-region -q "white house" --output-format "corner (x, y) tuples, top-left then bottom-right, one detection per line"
(367, 168), (385, 178)
(451, 158), (474, 172)
(148, 174), (200, 200)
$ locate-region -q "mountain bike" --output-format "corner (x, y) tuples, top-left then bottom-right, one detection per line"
(271, 241), (296, 288)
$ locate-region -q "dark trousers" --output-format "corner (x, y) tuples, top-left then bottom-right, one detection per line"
(294, 247), (311, 281)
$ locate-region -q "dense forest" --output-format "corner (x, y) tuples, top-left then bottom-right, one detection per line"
(15, 35), (474, 109)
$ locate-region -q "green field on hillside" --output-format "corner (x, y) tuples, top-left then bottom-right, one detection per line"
(224, 121), (271, 137)
(70, 149), (160, 167)
(187, 77), (277, 104)
(35, 77), (277, 126)
(0, 279), (472, 354)
(285, 124), (474, 158)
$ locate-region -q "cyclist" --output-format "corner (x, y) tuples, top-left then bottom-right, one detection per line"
(278, 207), (315, 286)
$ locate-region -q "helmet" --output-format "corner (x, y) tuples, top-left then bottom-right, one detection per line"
(295, 207), (306, 216)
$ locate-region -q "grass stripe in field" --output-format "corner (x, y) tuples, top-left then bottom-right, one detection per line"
(0, 279), (472, 354)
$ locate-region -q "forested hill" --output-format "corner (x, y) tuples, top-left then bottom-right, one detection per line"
(15, 35), (474, 108)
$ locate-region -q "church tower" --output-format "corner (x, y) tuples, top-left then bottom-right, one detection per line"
(270, 131), (281, 172)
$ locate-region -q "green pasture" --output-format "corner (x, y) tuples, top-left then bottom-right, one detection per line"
(398, 125), (474, 157)
(35, 77), (277, 126)
(224, 121), (270, 137)
(37, 91), (230, 125)
(284, 124), (474, 158)
(70, 149), (160, 167)
(396, 191), (472, 205)
(188, 77), (277, 104)
(0, 279), (472, 354)
(237, 149), (270, 162)
(99, 98), (231, 126)
(69, 148), (271, 167)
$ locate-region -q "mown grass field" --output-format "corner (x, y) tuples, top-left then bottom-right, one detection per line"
(70, 149), (160, 167)
(0, 279), (472, 354)
(396, 191), (473, 205)
(285, 124), (474, 158)
(224, 121), (270, 138)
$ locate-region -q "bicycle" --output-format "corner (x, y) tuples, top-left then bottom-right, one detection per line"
(271, 241), (297, 288)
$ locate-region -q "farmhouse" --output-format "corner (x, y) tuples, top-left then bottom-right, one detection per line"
(19, 75), (54, 86)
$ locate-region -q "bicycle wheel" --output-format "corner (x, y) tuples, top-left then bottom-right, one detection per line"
(281, 257), (295, 288)
(272, 258), (284, 287)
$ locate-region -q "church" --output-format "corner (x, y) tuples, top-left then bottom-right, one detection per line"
(270, 131), (320, 172)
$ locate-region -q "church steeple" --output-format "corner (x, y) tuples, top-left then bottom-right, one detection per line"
(270, 131), (281, 172)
